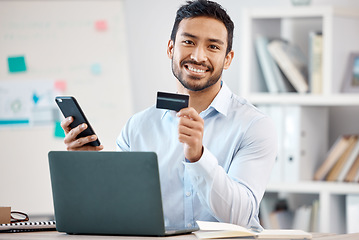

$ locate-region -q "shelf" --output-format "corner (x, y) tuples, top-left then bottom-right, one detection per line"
(240, 6), (359, 98)
(246, 93), (359, 106)
(267, 181), (359, 195)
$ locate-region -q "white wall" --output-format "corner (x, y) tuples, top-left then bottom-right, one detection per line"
(0, 0), (132, 217)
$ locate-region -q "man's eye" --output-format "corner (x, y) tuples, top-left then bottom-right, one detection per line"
(209, 45), (220, 50)
(183, 40), (194, 45)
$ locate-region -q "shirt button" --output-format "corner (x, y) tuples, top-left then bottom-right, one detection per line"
(187, 223), (192, 228)
(186, 191), (191, 197)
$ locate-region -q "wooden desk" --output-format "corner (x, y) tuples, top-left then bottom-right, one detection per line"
(2, 231), (359, 240)
(0, 231), (196, 240)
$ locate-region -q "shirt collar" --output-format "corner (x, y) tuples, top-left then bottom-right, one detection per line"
(161, 81), (232, 119)
(206, 81), (232, 117)
(161, 109), (173, 120)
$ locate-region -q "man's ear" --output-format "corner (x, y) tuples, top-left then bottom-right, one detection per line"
(167, 40), (174, 59)
(223, 50), (234, 70)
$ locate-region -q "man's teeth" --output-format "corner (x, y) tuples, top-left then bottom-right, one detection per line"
(188, 66), (205, 73)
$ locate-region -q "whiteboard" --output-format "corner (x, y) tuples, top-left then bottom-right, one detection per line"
(0, 0), (132, 216)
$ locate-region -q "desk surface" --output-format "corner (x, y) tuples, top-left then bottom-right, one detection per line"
(0, 231), (197, 240)
(1, 231), (358, 240)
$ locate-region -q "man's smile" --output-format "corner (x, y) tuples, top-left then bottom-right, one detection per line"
(187, 65), (206, 73)
(181, 60), (213, 77)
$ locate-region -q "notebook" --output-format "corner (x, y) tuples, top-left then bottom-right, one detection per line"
(0, 221), (56, 233)
(48, 151), (198, 236)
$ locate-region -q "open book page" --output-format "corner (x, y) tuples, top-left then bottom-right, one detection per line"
(195, 221), (312, 239)
(195, 221), (254, 239)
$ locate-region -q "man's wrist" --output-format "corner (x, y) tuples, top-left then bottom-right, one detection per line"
(185, 146), (204, 163)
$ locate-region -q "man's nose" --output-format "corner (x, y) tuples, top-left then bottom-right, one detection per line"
(190, 45), (207, 62)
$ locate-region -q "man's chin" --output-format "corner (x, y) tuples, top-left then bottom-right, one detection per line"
(180, 81), (210, 92)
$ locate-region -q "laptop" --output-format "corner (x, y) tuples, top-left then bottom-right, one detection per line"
(48, 151), (198, 236)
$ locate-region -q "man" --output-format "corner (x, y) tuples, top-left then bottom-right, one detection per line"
(61, 0), (277, 230)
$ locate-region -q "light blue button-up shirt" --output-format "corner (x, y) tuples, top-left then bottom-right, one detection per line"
(116, 82), (277, 229)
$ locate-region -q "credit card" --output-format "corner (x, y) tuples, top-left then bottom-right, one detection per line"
(156, 91), (189, 112)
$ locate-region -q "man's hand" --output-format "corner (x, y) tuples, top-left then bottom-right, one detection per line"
(177, 107), (204, 162)
(61, 116), (104, 151)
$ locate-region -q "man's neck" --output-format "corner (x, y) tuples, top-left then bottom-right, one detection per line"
(177, 81), (222, 113)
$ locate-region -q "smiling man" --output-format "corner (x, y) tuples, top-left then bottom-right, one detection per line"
(61, 0), (277, 230)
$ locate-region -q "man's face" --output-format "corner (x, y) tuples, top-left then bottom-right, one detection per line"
(167, 16), (234, 92)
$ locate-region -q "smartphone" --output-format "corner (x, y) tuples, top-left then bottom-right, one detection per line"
(55, 96), (101, 146)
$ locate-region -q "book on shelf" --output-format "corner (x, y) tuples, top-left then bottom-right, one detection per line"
(255, 36), (294, 93)
(344, 154), (359, 182)
(268, 40), (309, 94)
(354, 167), (359, 182)
(267, 199), (293, 230)
(337, 136), (359, 181)
(259, 194), (279, 229)
(313, 135), (352, 181)
(326, 135), (358, 181)
(292, 205), (312, 232)
(269, 210), (294, 229)
(310, 200), (319, 233)
(308, 31), (323, 94)
(260, 198), (319, 233)
(194, 221), (312, 239)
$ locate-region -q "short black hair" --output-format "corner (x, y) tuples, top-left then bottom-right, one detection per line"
(170, 0), (234, 54)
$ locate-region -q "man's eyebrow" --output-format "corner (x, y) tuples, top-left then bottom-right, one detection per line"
(181, 32), (225, 45)
(208, 38), (225, 45)
(181, 32), (198, 39)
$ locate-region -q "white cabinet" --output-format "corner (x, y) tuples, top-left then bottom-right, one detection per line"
(239, 6), (359, 234)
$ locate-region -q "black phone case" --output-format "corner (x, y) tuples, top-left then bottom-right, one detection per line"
(55, 96), (100, 146)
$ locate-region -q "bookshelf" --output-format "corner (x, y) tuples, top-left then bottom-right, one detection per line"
(266, 182), (359, 234)
(240, 6), (359, 98)
(239, 6), (359, 234)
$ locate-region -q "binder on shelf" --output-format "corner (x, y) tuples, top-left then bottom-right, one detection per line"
(314, 135), (352, 181)
(282, 106), (328, 182)
(257, 105), (284, 183)
(255, 36), (293, 93)
(268, 40), (309, 93)
(346, 194), (359, 233)
(259, 106), (330, 183)
(337, 136), (359, 182)
(326, 135), (358, 181)
(308, 32), (323, 94)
